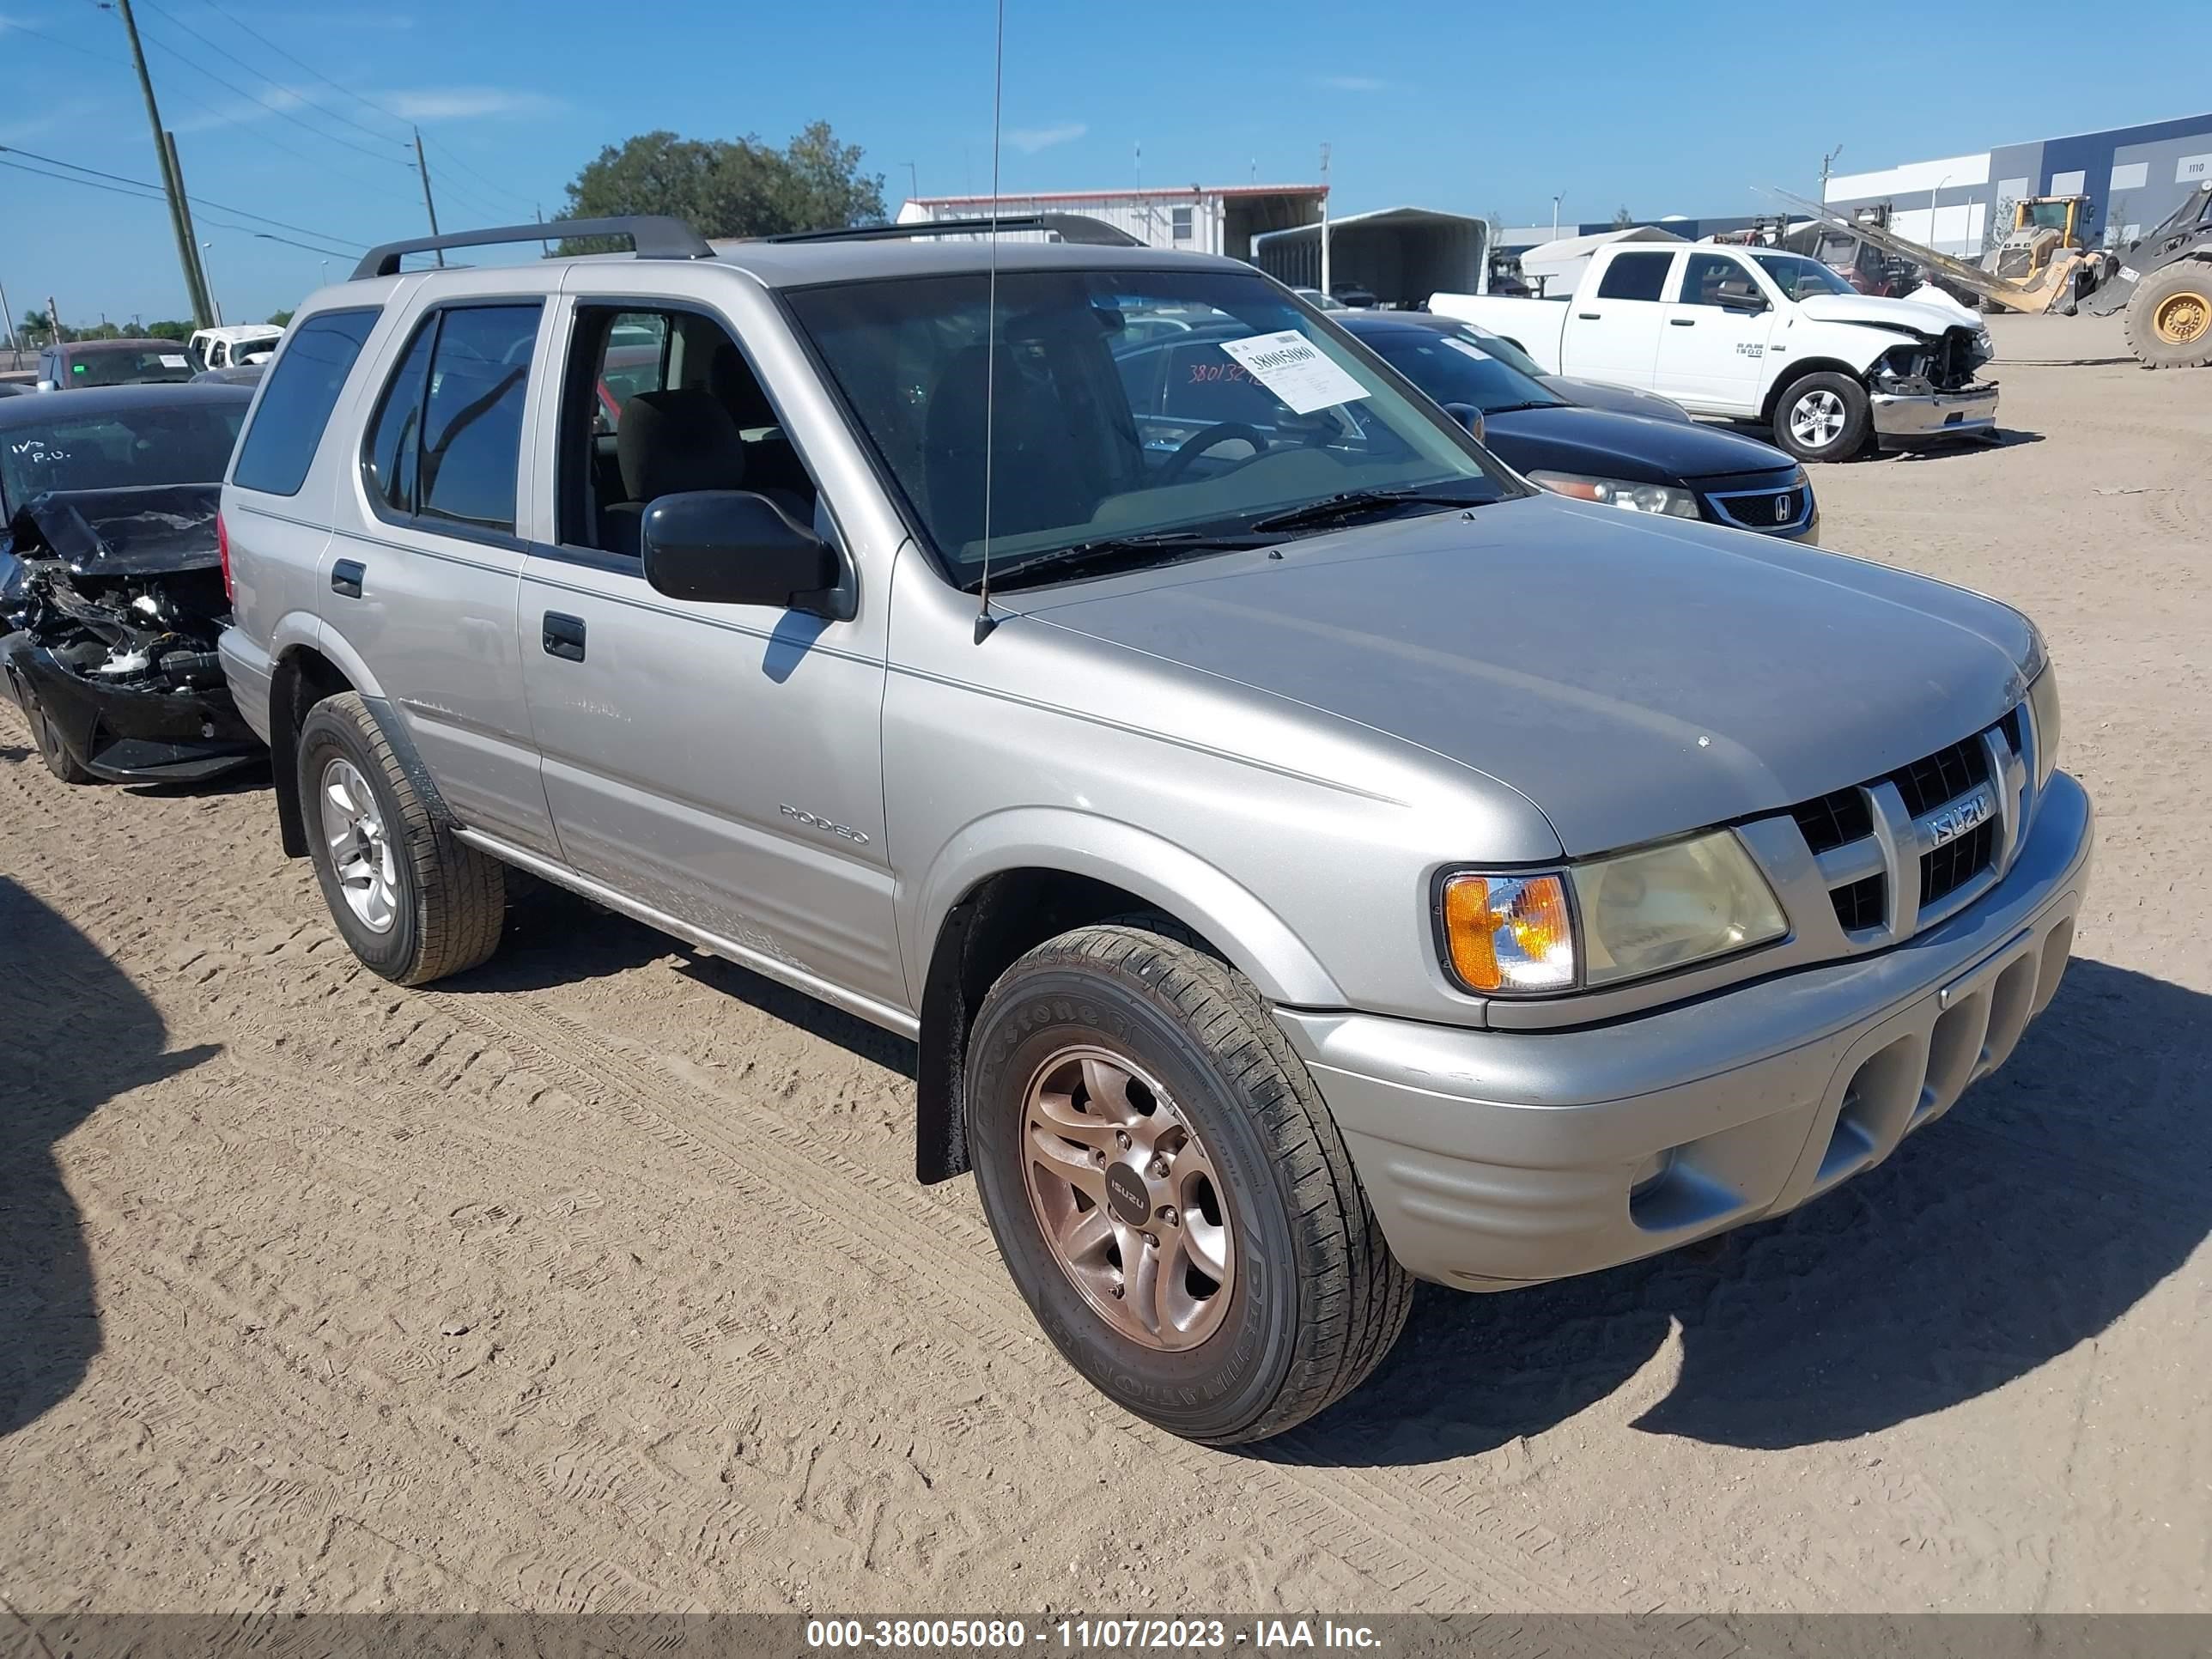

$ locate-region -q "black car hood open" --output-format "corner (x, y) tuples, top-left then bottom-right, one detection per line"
(1483, 404), (1795, 485)
(5, 483), (222, 576)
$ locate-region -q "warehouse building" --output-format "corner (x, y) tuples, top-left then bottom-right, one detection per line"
(1821, 111), (2212, 255)
(896, 184), (1325, 259)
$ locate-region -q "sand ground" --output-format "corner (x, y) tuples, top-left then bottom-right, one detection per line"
(2, 311), (2206, 1617)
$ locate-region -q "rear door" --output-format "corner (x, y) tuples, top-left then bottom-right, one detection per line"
(1653, 249), (1777, 410)
(1559, 249), (1674, 388)
(322, 293), (561, 857)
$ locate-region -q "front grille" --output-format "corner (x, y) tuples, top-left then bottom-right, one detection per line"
(1792, 787), (1874, 855)
(1779, 712), (2024, 950)
(1831, 873), (1887, 932)
(1922, 818), (1996, 905)
(1888, 736), (1990, 817)
(1704, 471), (1813, 535)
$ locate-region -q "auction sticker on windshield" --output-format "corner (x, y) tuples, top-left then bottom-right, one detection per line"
(1218, 330), (1370, 415)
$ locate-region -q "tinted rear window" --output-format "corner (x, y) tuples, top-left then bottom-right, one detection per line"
(230, 307), (380, 495)
(1595, 252), (1673, 302)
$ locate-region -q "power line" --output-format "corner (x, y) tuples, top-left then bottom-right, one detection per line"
(0, 142), (365, 248)
(0, 155), (356, 257)
(131, 0), (409, 152)
(178, 0), (546, 219)
(129, 2), (415, 171)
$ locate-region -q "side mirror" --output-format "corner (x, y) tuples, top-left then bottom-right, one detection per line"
(641, 490), (840, 613)
(1717, 291), (1770, 313)
(34, 380), (56, 393)
(1443, 402), (1486, 444)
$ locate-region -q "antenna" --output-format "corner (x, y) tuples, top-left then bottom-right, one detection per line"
(973, 0), (1007, 642)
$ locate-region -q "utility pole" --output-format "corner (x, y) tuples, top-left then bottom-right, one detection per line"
(0, 276), (19, 369)
(165, 131), (216, 321)
(1319, 142), (1332, 299)
(112, 0), (212, 327)
(413, 126), (446, 264)
(1551, 192), (1563, 240)
(1819, 143), (1844, 204)
(535, 204), (550, 257)
(901, 161), (919, 205)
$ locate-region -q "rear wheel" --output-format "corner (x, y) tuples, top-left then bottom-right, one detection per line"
(965, 922), (1412, 1445)
(2125, 262), (2212, 368)
(297, 691), (505, 985)
(1772, 371), (1873, 464)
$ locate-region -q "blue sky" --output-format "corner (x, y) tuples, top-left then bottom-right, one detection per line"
(3, 0), (2208, 329)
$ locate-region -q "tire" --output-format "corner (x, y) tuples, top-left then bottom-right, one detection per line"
(296, 691), (505, 985)
(2124, 261), (2212, 369)
(22, 693), (97, 784)
(1771, 371), (1873, 464)
(965, 922), (1412, 1445)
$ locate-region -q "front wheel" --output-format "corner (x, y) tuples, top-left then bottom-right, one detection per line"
(1772, 371), (1873, 464)
(2125, 262), (2212, 368)
(965, 922), (1412, 1445)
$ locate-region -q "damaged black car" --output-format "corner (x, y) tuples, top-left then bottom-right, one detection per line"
(1, 382), (260, 784)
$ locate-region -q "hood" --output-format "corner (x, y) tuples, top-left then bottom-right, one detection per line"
(1796, 292), (1971, 339)
(1484, 403), (1795, 484)
(1013, 496), (2033, 856)
(1542, 375), (1694, 423)
(4, 483), (221, 576)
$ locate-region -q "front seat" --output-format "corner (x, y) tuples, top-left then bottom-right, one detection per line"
(600, 387), (748, 557)
(707, 342), (816, 507)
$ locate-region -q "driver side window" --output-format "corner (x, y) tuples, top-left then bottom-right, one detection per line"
(1678, 253), (1765, 310)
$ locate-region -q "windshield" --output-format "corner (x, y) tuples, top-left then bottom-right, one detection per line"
(2024, 202), (2072, 230)
(1359, 329), (1565, 414)
(785, 267), (1515, 586)
(0, 402), (244, 512)
(65, 346), (198, 388)
(1748, 252), (1856, 301)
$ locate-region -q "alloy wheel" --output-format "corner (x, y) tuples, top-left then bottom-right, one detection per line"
(1020, 1044), (1235, 1351)
(1790, 388), (1847, 449)
(319, 756), (398, 933)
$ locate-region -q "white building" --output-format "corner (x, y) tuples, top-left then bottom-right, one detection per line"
(896, 184), (1325, 260)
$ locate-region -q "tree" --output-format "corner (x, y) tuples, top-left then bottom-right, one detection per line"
(1612, 205), (1635, 229)
(267, 308), (295, 327)
(146, 319), (192, 343)
(560, 122), (885, 246)
(21, 307), (56, 344)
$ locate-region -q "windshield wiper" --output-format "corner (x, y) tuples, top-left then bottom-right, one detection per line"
(1247, 486), (1492, 534)
(972, 529), (1273, 592)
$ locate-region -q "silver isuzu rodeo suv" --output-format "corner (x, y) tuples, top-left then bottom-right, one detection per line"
(216, 216), (2092, 1444)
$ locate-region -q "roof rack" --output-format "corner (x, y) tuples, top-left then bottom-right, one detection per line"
(759, 213), (1143, 249)
(349, 216), (713, 281)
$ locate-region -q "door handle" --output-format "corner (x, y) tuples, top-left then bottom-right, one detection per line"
(330, 559), (364, 599)
(1669, 318), (1697, 326)
(1577, 312), (1601, 320)
(541, 611), (586, 662)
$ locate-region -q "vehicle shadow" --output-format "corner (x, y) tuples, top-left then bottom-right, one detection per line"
(441, 881), (919, 1079)
(1274, 957), (2209, 1466)
(0, 878), (218, 1438)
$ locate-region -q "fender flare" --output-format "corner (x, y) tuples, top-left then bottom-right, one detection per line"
(908, 806), (1346, 1010)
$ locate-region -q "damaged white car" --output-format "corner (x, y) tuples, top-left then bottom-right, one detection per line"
(1, 382), (262, 783)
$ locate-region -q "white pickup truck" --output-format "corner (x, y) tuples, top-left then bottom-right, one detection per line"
(1431, 243), (1998, 463)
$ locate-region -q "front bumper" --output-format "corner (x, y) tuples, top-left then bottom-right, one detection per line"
(1870, 380), (2000, 441)
(1281, 770), (2093, 1290)
(2, 634), (262, 784)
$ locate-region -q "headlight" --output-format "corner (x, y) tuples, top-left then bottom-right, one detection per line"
(1528, 471), (1700, 520)
(2027, 665), (2061, 790)
(1437, 831), (1787, 996)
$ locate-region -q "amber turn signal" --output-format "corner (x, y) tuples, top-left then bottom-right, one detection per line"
(1439, 872), (1575, 994)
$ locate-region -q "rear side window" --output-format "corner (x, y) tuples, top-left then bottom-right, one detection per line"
(1595, 252), (1673, 302)
(230, 307), (379, 495)
(361, 302), (540, 536)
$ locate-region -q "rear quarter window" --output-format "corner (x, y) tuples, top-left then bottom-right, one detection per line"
(230, 307), (380, 496)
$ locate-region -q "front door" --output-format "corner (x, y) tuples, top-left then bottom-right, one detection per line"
(517, 298), (902, 1012)
(1654, 250), (1776, 409)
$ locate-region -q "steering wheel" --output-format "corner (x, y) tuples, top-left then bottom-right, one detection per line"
(1158, 422), (1272, 485)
